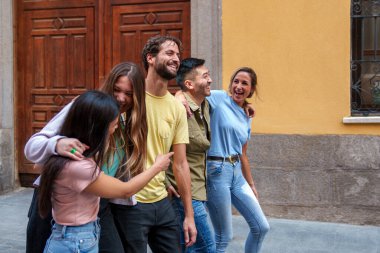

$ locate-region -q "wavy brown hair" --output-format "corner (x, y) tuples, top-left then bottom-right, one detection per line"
(100, 62), (147, 177)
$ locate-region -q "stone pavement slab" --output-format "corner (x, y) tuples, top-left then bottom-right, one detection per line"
(0, 188), (31, 253)
(0, 187), (379, 253)
(228, 216), (380, 253)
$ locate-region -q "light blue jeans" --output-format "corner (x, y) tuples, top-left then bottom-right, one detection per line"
(171, 197), (216, 253)
(43, 219), (100, 253)
(206, 160), (270, 253)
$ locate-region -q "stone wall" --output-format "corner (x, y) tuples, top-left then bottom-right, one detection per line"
(248, 134), (380, 225)
(191, 0), (222, 89)
(0, 0), (16, 192)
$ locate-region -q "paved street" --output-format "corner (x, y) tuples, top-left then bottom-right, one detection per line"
(0, 187), (379, 253)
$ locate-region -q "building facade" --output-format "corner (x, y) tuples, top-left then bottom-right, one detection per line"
(0, 0), (379, 225)
(223, 0), (379, 225)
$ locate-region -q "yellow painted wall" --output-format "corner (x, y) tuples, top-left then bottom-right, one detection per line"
(222, 0), (379, 135)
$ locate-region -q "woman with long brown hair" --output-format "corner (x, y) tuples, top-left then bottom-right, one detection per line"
(205, 67), (270, 253)
(24, 62), (151, 253)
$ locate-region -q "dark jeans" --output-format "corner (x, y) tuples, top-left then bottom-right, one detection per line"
(26, 188), (52, 253)
(111, 197), (181, 253)
(26, 188), (124, 253)
(97, 199), (125, 253)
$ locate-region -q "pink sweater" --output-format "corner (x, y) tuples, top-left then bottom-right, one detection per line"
(52, 159), (101, 225)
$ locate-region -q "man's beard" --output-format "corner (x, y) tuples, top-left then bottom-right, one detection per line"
(155, 62), (177, 80)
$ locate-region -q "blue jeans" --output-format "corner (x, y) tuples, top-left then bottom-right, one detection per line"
(43, 219), (100, 253)
(171, 197), (216, 253)
(26, 188), (124, 253)
(206, 160), (270, 253)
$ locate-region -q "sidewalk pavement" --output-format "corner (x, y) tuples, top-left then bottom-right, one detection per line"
(0, 187), (379, 253)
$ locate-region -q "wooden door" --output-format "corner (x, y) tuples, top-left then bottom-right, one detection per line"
(16, 0), (190, 186)
(16, 1), (97, 186)
(105, 0), (190, 92)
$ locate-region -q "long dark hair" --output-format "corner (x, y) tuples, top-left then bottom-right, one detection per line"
(100, 62), (147, 177)
(38, 91), (119, 218)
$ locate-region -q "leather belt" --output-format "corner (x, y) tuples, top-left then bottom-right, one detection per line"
(207, 155), (240, 164)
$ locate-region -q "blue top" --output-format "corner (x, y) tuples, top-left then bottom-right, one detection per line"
(206, 90), (252, 157)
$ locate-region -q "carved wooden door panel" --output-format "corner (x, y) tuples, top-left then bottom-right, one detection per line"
(17, 6), (95, 185)
(105, 0), (190, 92)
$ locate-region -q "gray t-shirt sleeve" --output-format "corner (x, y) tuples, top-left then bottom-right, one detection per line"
(24, 101), (73, 164)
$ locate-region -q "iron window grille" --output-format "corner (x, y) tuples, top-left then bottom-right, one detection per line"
(351, 0), (380, 116)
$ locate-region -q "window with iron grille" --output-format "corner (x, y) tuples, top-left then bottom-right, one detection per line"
(351, 0), (380, 116)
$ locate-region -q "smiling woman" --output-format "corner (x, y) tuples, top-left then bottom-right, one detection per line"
(113, 76), (134, 112)
(228, 67), (257, 107)
(205, 67), (269, 253)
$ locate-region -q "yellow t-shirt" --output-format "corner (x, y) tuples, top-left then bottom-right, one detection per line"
(135, 91), (189, 203)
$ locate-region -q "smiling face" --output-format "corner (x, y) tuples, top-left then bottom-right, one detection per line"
(229, 71), (253, 107)
(153, 40), (180, 80)
(113, 76), (133, 113)
(191, 65), (212, 98)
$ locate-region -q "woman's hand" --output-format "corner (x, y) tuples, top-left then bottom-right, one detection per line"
(154, 152), (174, 171)
(249, 182), (259, 199)
(175, 90), (192, 117)
(243, 102), (255, 118)
(56, 138), (89, 161)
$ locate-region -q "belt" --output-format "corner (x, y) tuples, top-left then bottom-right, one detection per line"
(207, 155), (240, 164)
